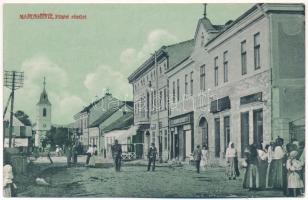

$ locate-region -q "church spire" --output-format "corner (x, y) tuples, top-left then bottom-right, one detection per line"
(37, 76), (51, 105)
(43, 76), (46, 90)
(203, 3), (207, 18)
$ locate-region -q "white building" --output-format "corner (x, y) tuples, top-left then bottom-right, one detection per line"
(33, 77), (52, 147)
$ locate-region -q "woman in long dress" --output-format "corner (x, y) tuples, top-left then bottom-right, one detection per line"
(257, 142), (268, 189)
(271, 137), (286, 189)
(287, 151), (304, 196)
(243, 144), (259, 190)
(88, 145), (97, 167)
(266, 142), (275, 188)
(225, 142), (237, 180)
(200, 145), (209, 171)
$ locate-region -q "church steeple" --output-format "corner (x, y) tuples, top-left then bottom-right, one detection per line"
(37, 77), (51, 105)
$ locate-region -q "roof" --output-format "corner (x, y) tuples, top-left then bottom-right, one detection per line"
(102, 112), (134, 133)
(162, 39), (195, 71)
(128, 39), (194, 82)
(37, 88), (51, 105)
(89, 101), (125, 128)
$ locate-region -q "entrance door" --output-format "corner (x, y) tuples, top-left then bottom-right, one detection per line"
(253, 109), (263, 145)
(214, 118), (221, 157)
(185, 130), (192, 158)
(224, 116), (230, 152)
(241, 112), (249, 157)
(199, 117), (208, 147)
(175, 132), (179, 159)
(170, 131), (174, 159)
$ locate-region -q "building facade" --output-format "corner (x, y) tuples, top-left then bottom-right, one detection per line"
(128, 3), (305, 164)
(190, 3), (304, 164)
(128, 40), (194, 161)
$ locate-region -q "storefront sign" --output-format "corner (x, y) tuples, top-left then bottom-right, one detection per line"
(210, 96), (231, 113)
(240, 92), (262, 105)
(4, 138), (28, 147)
(170, 113), (192, 127)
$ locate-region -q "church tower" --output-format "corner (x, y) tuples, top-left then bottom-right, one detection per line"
(34, 77), (52, 147)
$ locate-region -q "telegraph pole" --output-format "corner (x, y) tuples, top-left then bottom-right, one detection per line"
(4, 70), (24, 147)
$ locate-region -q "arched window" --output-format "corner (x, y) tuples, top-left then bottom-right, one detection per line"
(43, 108), (47, 117)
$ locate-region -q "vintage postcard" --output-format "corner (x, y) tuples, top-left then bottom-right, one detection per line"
(2, 1), (306, 198)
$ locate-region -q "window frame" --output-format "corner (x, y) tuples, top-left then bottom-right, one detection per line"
(241, 40), (247, 75)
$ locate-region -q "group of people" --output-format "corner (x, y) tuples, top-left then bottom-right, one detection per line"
(192, 137), (305, 197)
(242, 137), (305, 196)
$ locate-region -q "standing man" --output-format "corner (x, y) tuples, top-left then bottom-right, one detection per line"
(85, 145), (93, 166)
(193, 145), (202, 173)
(147, 143), (157, 171)
(111, 140), (122, 172)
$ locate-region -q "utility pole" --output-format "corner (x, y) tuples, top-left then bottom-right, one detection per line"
(4, 70), (24, 148)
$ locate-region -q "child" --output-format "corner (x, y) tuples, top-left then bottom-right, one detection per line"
(286, 151), (304, 197)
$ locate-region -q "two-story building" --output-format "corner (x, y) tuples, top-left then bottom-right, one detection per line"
(128, 40), (194, 161)
(190, 3), (304, 164)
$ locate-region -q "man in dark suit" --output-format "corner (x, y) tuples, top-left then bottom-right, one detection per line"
(147, 143), (157, 171)
(111, 140), (122, 172)
(193, 145), (202, 173)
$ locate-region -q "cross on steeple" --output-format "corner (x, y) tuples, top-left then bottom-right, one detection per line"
(43, 77), (46, 90)
(203, 3), (207, 18)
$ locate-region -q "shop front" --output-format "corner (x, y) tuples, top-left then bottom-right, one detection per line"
(169, 112), (194, 161)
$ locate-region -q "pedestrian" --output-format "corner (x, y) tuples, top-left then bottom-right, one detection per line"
(298, 141), (305, 192)
(86, 145), (93, 166)
(56, 145), (61, 157)
(225, 142), (238, 180)
(147, 142), (157, 171)
(72, 143), (78, 164)
(88, 145), (97, 168)
(286, 150), (304, 197)
(47, 146), (53, 164)
(266, 141), (275, 188)
(271, 137), (286, 189)
(3, 162), (17, 197)
(243, 144), (259, 190)
(193, 145), (202, 173)
(200, 145), (209, 171)
(111, 140), (122, 172)
(256, 142), (268, 189)
(66, 145), (72, 167)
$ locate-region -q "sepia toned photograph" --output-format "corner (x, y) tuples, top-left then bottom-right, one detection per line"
(2, 2), (305, 198)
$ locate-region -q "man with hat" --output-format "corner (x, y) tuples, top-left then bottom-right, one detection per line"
(147, 142), (157, 171)
(111, 140), (122, 172)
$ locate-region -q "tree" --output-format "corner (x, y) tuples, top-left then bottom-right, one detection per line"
(14, 110), (32, 126)
(41, 126), (74, 150)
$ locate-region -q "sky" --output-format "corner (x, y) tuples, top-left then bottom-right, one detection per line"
(3, 3), (252, 124)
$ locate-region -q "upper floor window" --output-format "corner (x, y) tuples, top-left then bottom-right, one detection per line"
(177, 79), (180, 102)
(164, 88), (167, 110)
(223, 51), (228, 82)
(200, 65), (206, 91)
(185, 74), (188, 97)
(190, 71), (194, 96)
(241, 40), (247, 75)
(254, 33), (261, 70)
(159, 90), (163, 110)
(43, 108), (47, 117)
(160, 66), (162, 75)
(172, 81), (176, 103)
(214, 57), (219, 86)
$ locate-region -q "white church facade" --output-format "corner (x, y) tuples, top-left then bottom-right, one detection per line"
(34, 77), (52, 147)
